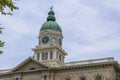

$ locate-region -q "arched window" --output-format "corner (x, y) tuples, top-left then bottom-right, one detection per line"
(95, 75), (102, 80)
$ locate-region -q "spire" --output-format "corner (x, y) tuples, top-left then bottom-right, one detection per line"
(47, 6), (56, 21)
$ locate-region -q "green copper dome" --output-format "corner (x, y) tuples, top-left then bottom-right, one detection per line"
(40, 7), (62, 32)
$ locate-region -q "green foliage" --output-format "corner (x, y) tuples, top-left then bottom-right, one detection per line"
(0, 0), (18, 15)
(0, 41), (4, 54)
(0, 27), (4, 54)
(0, 0), (18, 54)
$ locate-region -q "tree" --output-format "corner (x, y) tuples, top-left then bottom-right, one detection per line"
(0, 27), (4, 54)
(0, 0), (18, 54)
(0, 0), (18, 15)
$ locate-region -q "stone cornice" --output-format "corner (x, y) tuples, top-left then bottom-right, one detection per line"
(53, 61), (118, 71)
(0, 61), (119, 76)
(10, 57), (48, 72)
(39, 30), (63, 39)
(32, 45), (67, 55)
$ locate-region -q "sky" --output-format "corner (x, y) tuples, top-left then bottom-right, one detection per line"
(0, 0), (120, 70)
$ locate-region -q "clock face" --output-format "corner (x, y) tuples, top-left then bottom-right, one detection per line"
(42, 36), (49, 44)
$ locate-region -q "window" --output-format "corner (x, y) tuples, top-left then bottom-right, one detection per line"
(42, 52), (48, 60)
(59, 39), (62, 46)
(95, 75), (102, 80)
(16, 78), (19, 80)
(56, 52), (58, 59)
(39, 39), (41, 45)
(37, 54), (40, 61)
(29, 78), (38, 80)
(33, 55), (34, 58)
(66, 78), (71, 80)
(44, 75), (46, 80)
(30, 67), (36, 70)
(59, 54), (62, 61)
(50, 51), (53, 59)
(80, 77), (85, 80)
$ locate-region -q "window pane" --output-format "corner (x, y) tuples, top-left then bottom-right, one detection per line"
(66, 78), (71, 80)
(42, 53), (44, 60)
(44, 75), (46, 80)
(56, 52), (58, 59)
(95, 76), (101, 80)
(37, 54), (40, 61)
(16, 78), (18, 80)
(45, 52), (48, 60)
(50, 51), (53, 59)
(80, 77), (85, 80)
(42, 52), (48, 60)
(59, 54), (62, 61)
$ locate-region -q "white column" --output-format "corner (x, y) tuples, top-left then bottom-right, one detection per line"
(48, 51), (50, 60)
(34, 53), (37, 60)
(62, 55), (64, 63)
(53, 51), (56, 59)
(39, 53), (41, 61)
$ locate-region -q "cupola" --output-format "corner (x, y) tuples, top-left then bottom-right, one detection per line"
(40, 7), (62, 32)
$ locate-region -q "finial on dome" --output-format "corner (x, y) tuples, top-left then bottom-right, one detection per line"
(50, 6), (53, 10)
(47, 6), (56, 21)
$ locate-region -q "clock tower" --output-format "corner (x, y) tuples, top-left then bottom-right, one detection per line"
(32, 7), (67, 67)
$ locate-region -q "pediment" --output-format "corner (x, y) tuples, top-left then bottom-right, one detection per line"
(11, 57), (48, 72)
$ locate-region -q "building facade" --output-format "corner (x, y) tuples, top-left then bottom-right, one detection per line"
(0, 8), (120, 80)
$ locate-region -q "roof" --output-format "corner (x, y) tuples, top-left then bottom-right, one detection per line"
(11, 57), (48, 72)
(0, 57), (119, 76)
(0, 69), (11, 74)
(64, 57), (115, 66)
(40, 8), (62, 32)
